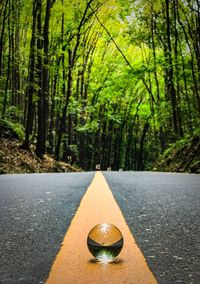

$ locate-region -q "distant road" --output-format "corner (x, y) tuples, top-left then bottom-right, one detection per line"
(103, 171), (200, 284)
(0, 171), (200, 283)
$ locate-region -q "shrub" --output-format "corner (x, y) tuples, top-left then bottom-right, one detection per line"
(0, 119), (24, 140)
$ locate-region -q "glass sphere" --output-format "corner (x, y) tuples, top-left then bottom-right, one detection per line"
(87, 223), (123, 263)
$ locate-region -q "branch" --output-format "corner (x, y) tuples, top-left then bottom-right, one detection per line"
(88, 2), (157, 104)
(90, 5), (135, 72)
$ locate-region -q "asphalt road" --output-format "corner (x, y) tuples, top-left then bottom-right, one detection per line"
(0, 171), (200, 284)
(103, 171), (200, 284)
(0, 172), (94, 284)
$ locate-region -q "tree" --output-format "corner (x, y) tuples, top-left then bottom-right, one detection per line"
(0, 0), (199, 170)
(35, 0), (56, 157)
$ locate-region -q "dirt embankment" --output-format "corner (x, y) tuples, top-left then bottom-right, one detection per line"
(0, 138), (81, 174)
(154, 135), (200, 174)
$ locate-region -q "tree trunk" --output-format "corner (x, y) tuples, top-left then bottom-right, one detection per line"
(137, 120), (150, 171)
(35, 0), (43, 158)
(2, 0), (11, 118)
(165, 0), (178, 136)
(21, 0), (37, 150)
(35, 0), (55, 157)
(0, 0), (9, 77)
(55, 49), (72, 160)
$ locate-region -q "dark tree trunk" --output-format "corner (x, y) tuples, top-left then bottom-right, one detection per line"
(48, 58), (61, 154)
(55, 49), (72, 160)
(165, 0), (178, 136)
(0, 0), (9, 77)
(173, 0), (183, 137)
(137, 120), (150, 171)
(2, 0), (11, 118)
(35, 0), (55, 157)
(21, 0), (37, 150)
(125, 122), (134, 170)
(35, 0), (43, 158)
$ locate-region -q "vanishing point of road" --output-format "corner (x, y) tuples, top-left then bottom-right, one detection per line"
(0, 171), (200, 283)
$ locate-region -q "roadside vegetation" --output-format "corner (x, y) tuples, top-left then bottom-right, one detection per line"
(0, 0), (200, 172)
(0, 138), (80, 174)
(154, 132), (200, 173)
(0, 119), (80, 174)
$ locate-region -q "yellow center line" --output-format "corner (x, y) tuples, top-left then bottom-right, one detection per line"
(46, 172), (157, 284)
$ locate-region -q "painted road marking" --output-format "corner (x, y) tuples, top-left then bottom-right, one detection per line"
(46, 172), (157, 284)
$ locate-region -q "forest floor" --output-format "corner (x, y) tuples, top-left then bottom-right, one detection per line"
(0, 138), (81, 174)
(0, 135), (199, 174)
(154, 135), (200, 174)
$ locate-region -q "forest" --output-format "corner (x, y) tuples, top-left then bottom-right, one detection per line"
(0, 0), (200, 171)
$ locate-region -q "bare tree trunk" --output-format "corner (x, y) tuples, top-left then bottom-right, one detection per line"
(35, 0), (43, 157)
(2, 0), (11, 118)
(35, 0), (55, 157)
(165, 0), (178, 136)
(0, 0), (9, 77)
(137, 118), (150, 171)
(21, 0), (37, 149)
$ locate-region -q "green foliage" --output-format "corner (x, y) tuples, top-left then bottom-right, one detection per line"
(69, 144), (79, 157)
(0, 119), (24, 140)
(7, 106), (24, 121)
(163, 136), (191, 159)
(76, 120), (99, 134)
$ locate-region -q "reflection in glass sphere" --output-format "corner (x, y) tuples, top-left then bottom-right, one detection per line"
(87, 223), (123, 263)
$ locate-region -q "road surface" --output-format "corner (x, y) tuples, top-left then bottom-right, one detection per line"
(103, 171), (200, 284)
(0, 171), (200, 283)
(0, 172), (94, 284)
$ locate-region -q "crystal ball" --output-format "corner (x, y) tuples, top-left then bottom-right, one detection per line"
(87, 223), (123, 262)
